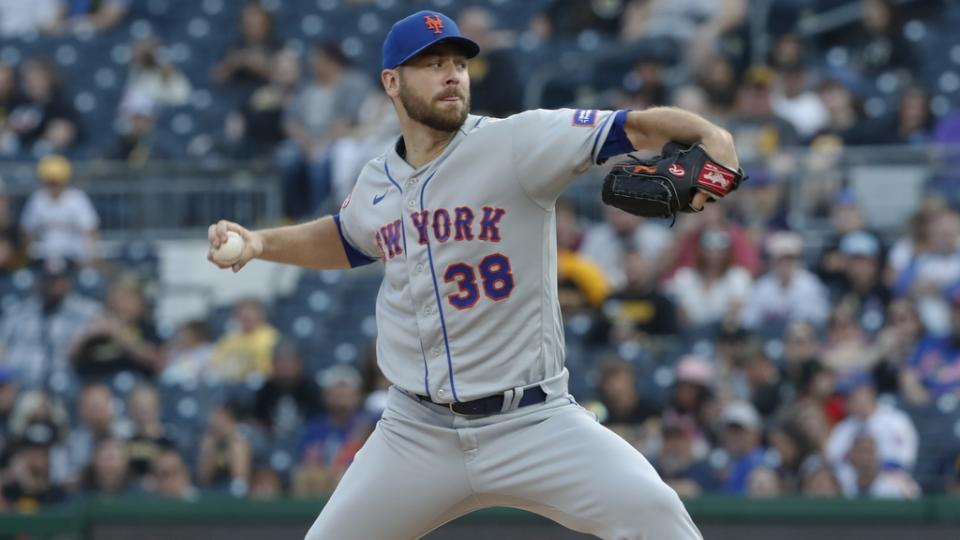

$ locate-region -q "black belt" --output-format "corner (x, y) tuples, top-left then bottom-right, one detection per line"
(417, 386), (548, 416)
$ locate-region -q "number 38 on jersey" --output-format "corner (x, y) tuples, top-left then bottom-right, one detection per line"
(444, 253), (515, 310)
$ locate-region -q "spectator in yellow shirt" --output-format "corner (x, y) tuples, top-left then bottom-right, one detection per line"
(211, 299), (279, 382)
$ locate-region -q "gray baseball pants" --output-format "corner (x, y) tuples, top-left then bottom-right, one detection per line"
(304, 386), (703, 540)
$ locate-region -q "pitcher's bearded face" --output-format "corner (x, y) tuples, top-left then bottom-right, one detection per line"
(397, 44), (471, 132)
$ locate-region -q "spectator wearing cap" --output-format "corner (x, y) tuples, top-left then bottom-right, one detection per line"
(900, 288), (960, 405)
(299, 366), (373, 476)
(717, 400), (767, 494)
(725, 65), (801, 161)
(816, 189), (873, 291)
(20, 155), (99, 263)
(742, 232), (830, 330)
(5, 390), (72, 483)
(0, 257), (102, 387)
(825, 378), (917, 471)
(667, 229), (752, 329)
(654, 416), (716, 498)
(739, 339), (788, 418)
(1, 420), (68, 508)
(893, 209), (960, 335)
(253, 340), (323, 440)
(830, 232), (890, 335)
(834, 432), (920, 499)
(664, 355), (716, 449)
(735, 167), (790, 241)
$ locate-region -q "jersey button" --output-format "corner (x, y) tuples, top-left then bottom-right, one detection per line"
(437, 389), (447, 397)
(416, 264), (424, 272)
(407, 200), (416, 208)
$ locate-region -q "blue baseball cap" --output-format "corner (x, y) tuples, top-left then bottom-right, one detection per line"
(382, 10), (480, 70)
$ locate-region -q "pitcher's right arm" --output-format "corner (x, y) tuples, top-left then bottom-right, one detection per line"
(207, 216), (354, 272)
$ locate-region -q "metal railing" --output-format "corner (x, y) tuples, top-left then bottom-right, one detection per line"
(0, 160), (282, 241)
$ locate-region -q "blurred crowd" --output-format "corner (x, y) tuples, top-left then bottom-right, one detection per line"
(1, 0), (960, 512)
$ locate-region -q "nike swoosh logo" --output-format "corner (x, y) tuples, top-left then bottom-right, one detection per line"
(372, 191), (388, 205)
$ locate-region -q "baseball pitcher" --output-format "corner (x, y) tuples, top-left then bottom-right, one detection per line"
(208, 10), (744, 540)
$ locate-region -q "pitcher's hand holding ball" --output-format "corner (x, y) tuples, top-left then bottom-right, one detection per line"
(207, 220), (262, 272)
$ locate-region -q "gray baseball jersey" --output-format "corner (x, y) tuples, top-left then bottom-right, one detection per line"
(316, 109), (704, 540)
(336, 109), (622, 402)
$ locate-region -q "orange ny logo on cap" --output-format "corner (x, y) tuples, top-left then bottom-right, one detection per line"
(424, 15), (444, 34)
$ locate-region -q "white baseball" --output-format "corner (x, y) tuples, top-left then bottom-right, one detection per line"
(212, 231), (245, 265)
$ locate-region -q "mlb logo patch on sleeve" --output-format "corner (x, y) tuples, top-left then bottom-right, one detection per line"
(572, 109), (597, 127)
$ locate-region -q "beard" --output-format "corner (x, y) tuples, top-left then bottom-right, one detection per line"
(398, 79), (470, 133)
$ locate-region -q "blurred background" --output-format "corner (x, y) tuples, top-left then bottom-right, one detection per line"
(0, 0), (960, 538)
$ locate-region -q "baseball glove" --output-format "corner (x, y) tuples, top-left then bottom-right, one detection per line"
(601, 142), (747, 220)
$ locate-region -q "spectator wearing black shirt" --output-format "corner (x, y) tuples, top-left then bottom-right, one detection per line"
(740, 340), (788, 417)
(655, 416), (716, 498)
(212, 2), (279, 98)
(103, 93), (175, 166)
(82, 438), (134, 496)
(2, 421), (67, 508)
(7, 57), (78, 156)
(830, 0), (916, 77)
(831, 232), (890, 336)
(253, 340), (322, 440)
(595, 359), (661, 427)
(71, 274), (162, 381)
(596, 251), (678, 343)
(457, 7), (522, 118)
(217, 49), (301, 160)
(125, 385), (174, 480)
